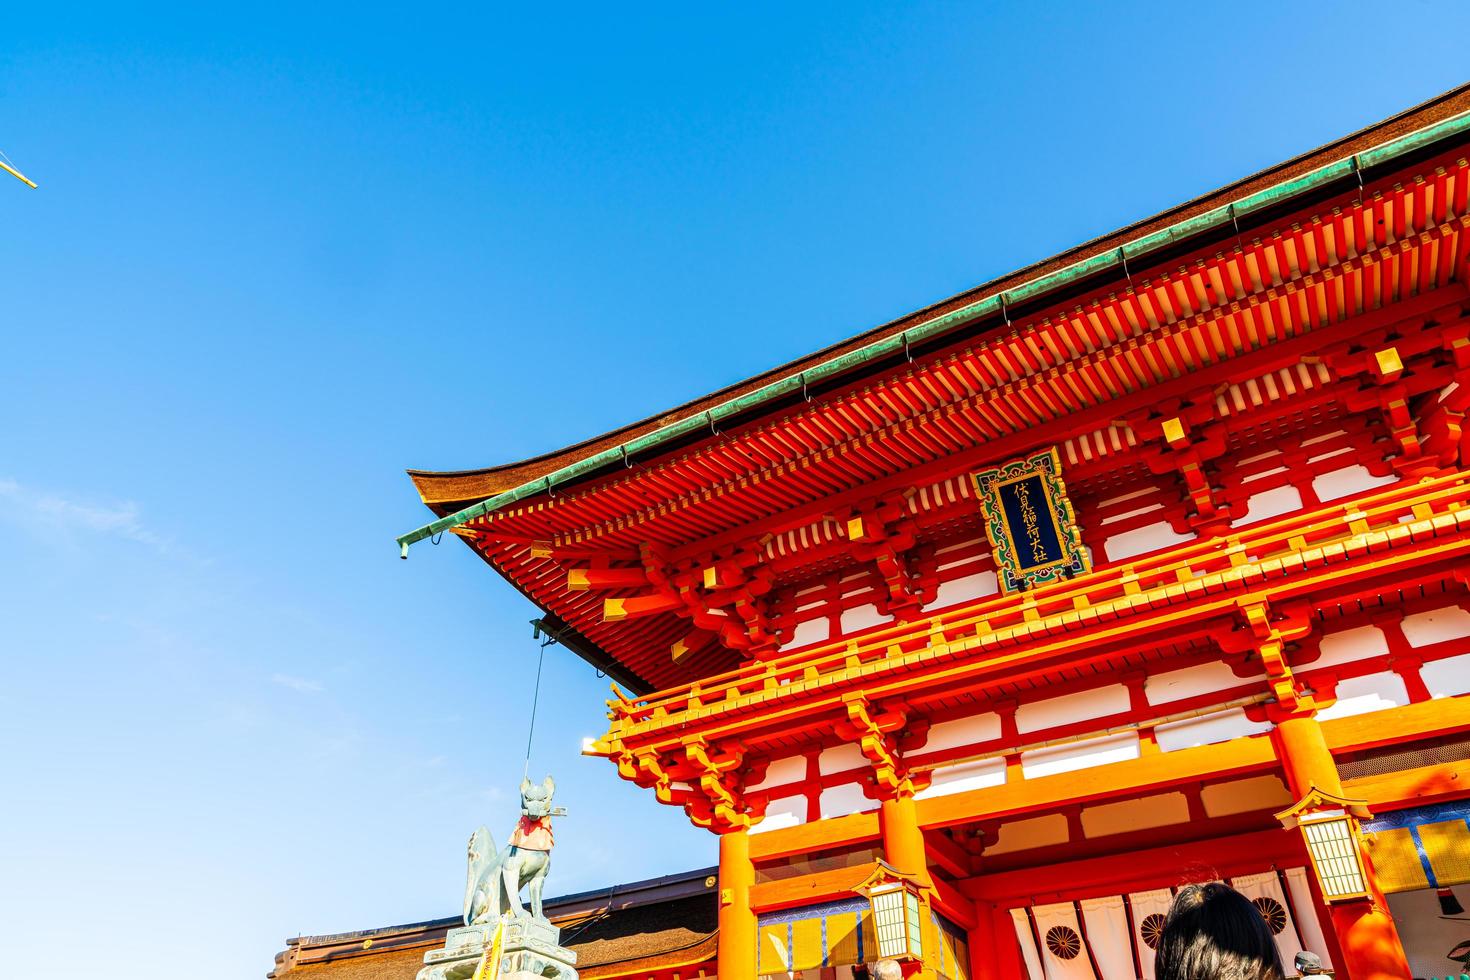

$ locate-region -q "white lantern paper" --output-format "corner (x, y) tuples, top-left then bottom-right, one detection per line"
(869, 882), (923, 961)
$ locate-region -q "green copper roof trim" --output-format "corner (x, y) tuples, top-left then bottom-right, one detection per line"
(397, 107), (1470, 557)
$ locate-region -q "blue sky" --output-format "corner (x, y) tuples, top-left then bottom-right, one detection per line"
(2, 5), (1467, 978)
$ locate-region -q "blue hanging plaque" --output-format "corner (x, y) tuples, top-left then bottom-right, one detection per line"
(972, 448), (1089, 592)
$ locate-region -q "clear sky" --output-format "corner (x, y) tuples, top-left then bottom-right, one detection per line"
(2, 5), (1467, 978)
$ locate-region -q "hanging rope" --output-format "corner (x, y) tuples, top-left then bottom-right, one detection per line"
(523, 636), (549, 780)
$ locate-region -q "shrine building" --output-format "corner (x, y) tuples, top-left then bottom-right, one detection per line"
(268, 868), (722, 980)
(390, 87), (1470, 980)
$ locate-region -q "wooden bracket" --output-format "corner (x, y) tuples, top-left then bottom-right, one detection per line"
(1221, 599), (1314, 714)
(834, 697), (929, 798)
(1140, 408), (1232, 534)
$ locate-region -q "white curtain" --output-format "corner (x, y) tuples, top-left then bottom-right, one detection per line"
(1126, 888), (1173, 980)
(1079, 896), (1134, 980)
(1032, 902), (1098, 980)
(1230, 871), (1307, 976)
(1011, 869), (1332, 980)
(1283, 866), (1335, 974)
(1011, 907), (1046, 980)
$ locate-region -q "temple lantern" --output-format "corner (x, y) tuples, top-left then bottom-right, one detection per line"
(856, 862), (926, 964)
(1275, 790), (1374, 902)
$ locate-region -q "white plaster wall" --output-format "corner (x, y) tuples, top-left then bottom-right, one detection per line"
(1305, 446), (1351, 465)
(1015, 685), (1131, 734)
(1401, 604), (1470, 647)
(988, 813), (1070, 854)
(1421, 652), (1470, 698)
(1312, 625), (1389, 670)
(1242, 465), (1289, 484)
(1145, 661), (1248, 705)
(934, 542), (988, 573)
(1312, 464), (1396, 502)
(914, 758), (1007, 800)
(1081, 792), (1190, 837)
(838, 603), (889, 637)
(1314, 671), (1411, 721)
(750, 794), (806, 835)
(1153, 709), (1271, 752)
(817, 742), (867, 775)
(1020, 732), (1140, 779)
(819, 782), (873, 820)
(779, 617), (830, 652)
(749, 755), (808, 792)
(1231, 484), (1303, 526)
(1100, 501), (1165, 526)
(922, 713), (1002, 753)
(1097, 486), (1156, 509)
(1300, 429), (1348, 448)
(1102, 521), (1196, 562)
(926, 570), (998, 610)
(1200, 775), (1292, 817)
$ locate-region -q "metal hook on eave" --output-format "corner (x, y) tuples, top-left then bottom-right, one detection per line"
(1000, 294), (1012, 330)
(901, 331), (914, 363)
(1229, 203), (1244, 253)
(706, 411), (722, 436)
(621, 445), (632, 469)
(1351, 154), (1365, 205)
(1118, 248), (1132, 288)
(800, 372), (812, 403)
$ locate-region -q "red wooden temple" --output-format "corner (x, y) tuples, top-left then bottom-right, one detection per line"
(402, 86), (1470, 980)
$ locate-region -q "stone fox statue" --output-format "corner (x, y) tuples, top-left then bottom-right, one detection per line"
(464, 776), (560, 925)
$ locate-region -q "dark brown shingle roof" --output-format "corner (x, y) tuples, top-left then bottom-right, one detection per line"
(269, 870), (719, 980)
(271, 896), (716, 980)
(558, 891), (715, 970)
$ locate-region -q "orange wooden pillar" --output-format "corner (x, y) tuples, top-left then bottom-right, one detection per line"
(881, 792), (943, 978)
(881, 793), (931, 885)
(1271, 715), (1411, 980)
(717, 828), (756, 980)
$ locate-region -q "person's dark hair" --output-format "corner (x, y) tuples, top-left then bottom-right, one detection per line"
(1154, 883), (1286, 980)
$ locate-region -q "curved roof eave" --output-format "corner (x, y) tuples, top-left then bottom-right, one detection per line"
(408, 83), (1470, 514)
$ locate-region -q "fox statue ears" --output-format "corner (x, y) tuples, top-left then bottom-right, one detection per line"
(520, 775), (555, 798)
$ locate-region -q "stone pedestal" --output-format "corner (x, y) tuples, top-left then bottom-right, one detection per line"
(417, 916), (578, 980)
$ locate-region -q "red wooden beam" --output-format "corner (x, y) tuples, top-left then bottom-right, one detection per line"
(566, 567), (650, 591)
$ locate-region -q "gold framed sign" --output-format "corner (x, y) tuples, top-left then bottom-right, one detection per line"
(972, 448), (1089, 592)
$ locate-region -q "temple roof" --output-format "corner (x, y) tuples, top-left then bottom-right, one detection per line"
(268, 868), (717, 980)
(408, 84), (1470, 513)
(401, 84), (1470, 693)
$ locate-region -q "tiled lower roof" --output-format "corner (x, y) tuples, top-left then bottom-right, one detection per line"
(269, 891), (717, 980)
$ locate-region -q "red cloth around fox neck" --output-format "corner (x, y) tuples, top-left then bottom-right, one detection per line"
(508, 815), (554, 851)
